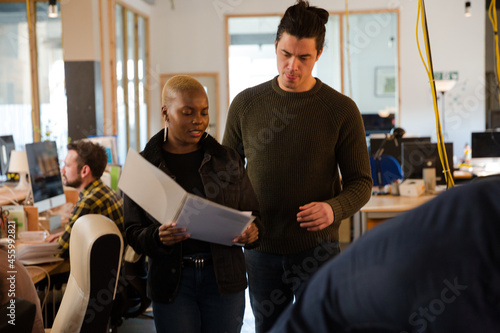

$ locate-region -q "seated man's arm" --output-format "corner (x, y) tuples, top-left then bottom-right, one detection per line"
(46, 231), (63, 242)
(57, 200), (90, 257)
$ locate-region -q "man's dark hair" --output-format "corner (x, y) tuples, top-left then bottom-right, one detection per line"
(67, 140), (108, 178)
(276, 0), (329, 54)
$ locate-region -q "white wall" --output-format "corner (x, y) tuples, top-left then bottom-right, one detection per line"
(61, 0), (101, 62)
(149, 0), (486, 158)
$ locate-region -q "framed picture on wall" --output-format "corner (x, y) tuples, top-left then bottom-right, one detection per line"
(160, 73), (220, 140)
(375, 67), (396, 97)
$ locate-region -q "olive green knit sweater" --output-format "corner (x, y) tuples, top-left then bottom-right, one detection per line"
(223, 77), (372, 254)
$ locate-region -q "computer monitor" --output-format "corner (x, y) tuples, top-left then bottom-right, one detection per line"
(25, 141), (66, 213)
(370, 136), (431, 165)
(0, 135), (15, 176)
(362, 114), (395, 136)
(401, 142), (454, 185)
(470, 131), (500, 171)
(471, 131), (500, 159)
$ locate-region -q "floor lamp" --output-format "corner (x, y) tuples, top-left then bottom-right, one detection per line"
(435, 80), (457, 140)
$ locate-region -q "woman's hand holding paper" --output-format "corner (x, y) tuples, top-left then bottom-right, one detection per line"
(158, 222), (190, 246)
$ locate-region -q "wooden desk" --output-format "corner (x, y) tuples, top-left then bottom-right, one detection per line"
(352, 193), (436, 239)
(453, 169), (473, 180)
(26, 260), (70, 284)
(0, 186), (28, 205)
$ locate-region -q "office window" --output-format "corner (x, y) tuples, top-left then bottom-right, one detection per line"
(0, 1), (66, 151)
(137, 16), (148, 148)
(342, 12), (398, 117)
(35, 1), (66, 155)
(228, 16), (281, 102)
(114, 3), (149, 165)
(0, 2), (34, 149)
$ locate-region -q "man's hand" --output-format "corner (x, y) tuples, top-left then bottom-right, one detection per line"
(46, 231), (64, 243)
(233, 222), (259, 245)
(158, 223), (190, 246)
(297, 202), (334, 231)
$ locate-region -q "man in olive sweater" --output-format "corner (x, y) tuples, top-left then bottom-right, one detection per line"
(222, 1), (372, 332)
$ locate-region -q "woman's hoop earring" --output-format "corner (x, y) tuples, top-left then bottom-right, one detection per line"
(164, 121), (168, 142)
(206, 125), (210, 135)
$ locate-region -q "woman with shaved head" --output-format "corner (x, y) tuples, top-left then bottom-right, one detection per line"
(124, 76), (262, 332)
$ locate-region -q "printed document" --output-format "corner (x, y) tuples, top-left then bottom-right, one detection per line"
(16, 242), (63, 265)
(118, 149), (255, 246)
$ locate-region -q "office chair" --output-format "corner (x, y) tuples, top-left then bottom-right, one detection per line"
(369, 155), (403, 192)
(370, 127), (405, 194)
(46, 214), (124, 333)
(109, 245), (151, 332)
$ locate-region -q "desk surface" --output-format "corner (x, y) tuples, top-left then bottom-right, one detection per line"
(0, 186), (28, 206)
(26, 260), (70, 284)
(361, 193), (436, 213)
(453, 169), (474, 180)
(353, 192), (438, 238)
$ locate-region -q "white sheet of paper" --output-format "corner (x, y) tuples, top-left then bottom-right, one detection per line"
(16, 242), (63, 265)
(118, 148), (255, 246)
(118, 148), (186, 224)
(176, 196), (255, 246)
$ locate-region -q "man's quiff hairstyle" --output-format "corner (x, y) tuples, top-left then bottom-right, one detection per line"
(161, 75), (206, 107)
(276, 0), (329, 54)
(67, 140), (108, 179)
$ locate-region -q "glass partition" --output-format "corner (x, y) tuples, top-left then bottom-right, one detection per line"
(228, 16), (281, 102)
(315, 14), (342, 92)
(342, 12), (398, 118)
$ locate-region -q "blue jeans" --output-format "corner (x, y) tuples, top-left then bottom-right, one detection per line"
(245, 241), (340, 333)
(152, 264), (245, 333)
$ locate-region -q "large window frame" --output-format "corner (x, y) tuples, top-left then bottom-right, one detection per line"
(110, 1), (150, 165)
(1, 0), (151, 164)
(0, 0), (65, 148)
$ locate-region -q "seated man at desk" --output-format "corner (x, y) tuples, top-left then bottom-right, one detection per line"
(270, 176), (500, 332)
(47, 140), (123, 257)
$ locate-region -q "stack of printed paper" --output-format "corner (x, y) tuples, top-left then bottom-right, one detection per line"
(118, 149), (255, 246)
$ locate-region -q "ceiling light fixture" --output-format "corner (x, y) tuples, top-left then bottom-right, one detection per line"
(48, 0), (58, 18)
(465, 1), (471, 18)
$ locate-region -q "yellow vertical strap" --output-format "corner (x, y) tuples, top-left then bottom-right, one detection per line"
(416, 0), (454, 188)
(489, 0), (500, 105)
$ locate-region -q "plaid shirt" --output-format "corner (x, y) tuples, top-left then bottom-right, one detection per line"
(58, 179), (123, 257)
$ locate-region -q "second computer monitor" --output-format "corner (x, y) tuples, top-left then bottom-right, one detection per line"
(401, 142), (454, 186)
(471, 131), (500, 159)
(370, 136), (431, 165)
(362, 114), (395, 136)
